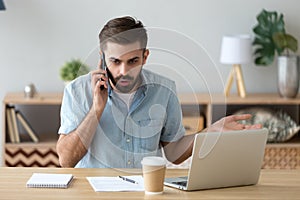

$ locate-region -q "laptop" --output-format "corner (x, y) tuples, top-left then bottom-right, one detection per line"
(164, 128), (268, 191)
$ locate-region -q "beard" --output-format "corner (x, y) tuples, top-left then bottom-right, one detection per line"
(114, 73), (141, 93)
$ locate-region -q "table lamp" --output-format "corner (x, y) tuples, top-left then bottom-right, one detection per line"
(220, 35), (252, 98)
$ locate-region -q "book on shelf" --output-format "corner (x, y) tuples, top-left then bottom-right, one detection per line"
(26, 173), (74, 189)
(6, 107), (15, 143)
(6, 106), (21, 143)
(16, 110), (39, 143)
(10, 106), (20, 143)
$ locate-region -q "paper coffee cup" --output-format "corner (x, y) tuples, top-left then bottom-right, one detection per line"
(141, 156), (166, 195)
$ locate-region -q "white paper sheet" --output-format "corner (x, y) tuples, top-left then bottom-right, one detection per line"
(87, 176), (144, 192)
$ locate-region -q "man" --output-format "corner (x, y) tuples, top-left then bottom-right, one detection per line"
(56, 16), (261, 168)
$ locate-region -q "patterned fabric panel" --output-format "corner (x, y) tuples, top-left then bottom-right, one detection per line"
(5, 145), (300, 169)
(5, 146), (59, 167)
(263, 146), (300, 169)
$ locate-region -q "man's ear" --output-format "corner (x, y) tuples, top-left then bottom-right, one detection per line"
(142, 49), (150, 65)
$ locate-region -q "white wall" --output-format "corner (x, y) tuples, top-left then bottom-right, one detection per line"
(1, 0), (300, 164)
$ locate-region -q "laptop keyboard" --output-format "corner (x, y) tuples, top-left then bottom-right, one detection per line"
(172, 181), (187, 187)
(165, 177), (188, 188)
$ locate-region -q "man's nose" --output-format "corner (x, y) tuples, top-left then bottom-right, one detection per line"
(119, 63), (129, 75)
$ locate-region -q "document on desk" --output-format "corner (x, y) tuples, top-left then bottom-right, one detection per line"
(87, 176), (144, 192)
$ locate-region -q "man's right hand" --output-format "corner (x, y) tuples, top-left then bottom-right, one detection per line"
(91, 59), (109, 120)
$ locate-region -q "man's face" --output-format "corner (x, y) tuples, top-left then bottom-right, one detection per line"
(103, 41), (149, 93)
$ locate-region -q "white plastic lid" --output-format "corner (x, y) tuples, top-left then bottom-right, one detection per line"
(141, 156), (166, 166)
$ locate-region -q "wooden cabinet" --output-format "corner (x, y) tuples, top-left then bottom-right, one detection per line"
(2, 92), (62, 167)
(178, 93), (300, 169)
(2, 92), (300, 169)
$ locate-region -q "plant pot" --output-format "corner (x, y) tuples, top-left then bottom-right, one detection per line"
(277, 55), (300, 98)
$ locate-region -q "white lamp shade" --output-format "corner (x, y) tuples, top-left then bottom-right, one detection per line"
(220, 35), (252, 64)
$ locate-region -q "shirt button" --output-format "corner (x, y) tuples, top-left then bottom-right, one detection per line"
(126, 138), (130, 143)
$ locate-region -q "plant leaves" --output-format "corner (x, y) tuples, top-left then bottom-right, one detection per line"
(273, 32), (298, 53)
(255, 54), (274, 66)
(286, 34), (298, 52)
(252, 9), (292, 65)
(60, 59), (90, 81)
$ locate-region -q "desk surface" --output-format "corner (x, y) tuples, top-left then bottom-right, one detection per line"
(0, 167), (299, 200)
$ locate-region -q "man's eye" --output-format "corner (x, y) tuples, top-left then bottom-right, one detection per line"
(113, 60), (120, 64)
(129, 59), (138, 64)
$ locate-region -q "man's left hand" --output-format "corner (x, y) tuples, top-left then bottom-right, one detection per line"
(206, 114), (262, 132)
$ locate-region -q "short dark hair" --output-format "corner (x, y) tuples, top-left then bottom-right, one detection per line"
(99, 16), (148, 51)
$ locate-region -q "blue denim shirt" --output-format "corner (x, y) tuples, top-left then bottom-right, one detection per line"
(58, 69), (185, 168)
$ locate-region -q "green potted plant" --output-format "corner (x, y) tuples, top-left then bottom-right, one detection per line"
(252, 9), (299, 98)
(60, 59), (90, 83)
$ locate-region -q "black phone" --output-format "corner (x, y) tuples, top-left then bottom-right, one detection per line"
(100, 54), (107, 90)
(100, 53), (116, 90)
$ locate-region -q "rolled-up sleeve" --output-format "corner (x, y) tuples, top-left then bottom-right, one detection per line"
(58, 82), (87, 135)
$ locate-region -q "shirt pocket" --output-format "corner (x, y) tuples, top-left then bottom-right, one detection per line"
(138, 118), (164, 136)
(137, 118), (164, 153)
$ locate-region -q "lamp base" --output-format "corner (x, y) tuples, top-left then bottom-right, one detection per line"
(224, 64), (246, 98)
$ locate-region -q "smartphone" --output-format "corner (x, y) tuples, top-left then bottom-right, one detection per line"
(100, 54), (107, 90)
(100, 53), (116, 90)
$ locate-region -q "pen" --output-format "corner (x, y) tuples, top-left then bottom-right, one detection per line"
(118, 176), (138, 184)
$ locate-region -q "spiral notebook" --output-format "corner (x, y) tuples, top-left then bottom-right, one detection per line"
(26, 173), (74, 189)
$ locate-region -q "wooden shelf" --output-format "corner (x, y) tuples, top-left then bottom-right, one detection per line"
(5, 132), (59, 147)
(5, 141), (56, 148)
(2, 92), (62, 167)
(178, 93), (300, 105)
(179, 92), (300, 169)
(179, 93), (300, 126)
(2, 92), (300, 169)
(3, 92), (62, 105)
